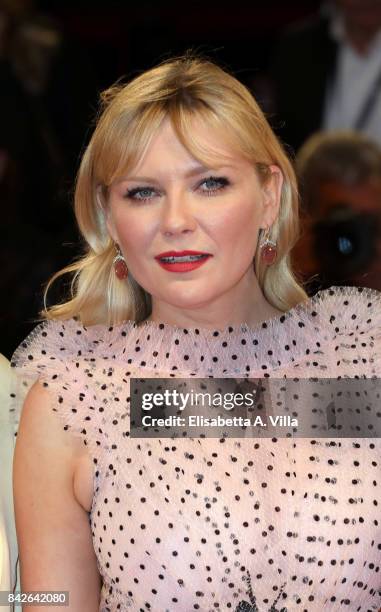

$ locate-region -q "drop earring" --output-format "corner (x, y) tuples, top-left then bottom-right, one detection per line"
(113, 244), (128, 280)
(260, 227), (277, 265)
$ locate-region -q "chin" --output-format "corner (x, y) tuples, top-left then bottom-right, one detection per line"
(157, 290), (216, 311)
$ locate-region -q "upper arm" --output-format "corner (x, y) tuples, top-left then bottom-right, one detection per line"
(13, 381), (101, 611)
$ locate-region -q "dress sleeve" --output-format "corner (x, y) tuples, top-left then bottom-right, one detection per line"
(370, 309), (381, 378)
(316, 286), (381, 437)
(351, 286), (381, 378)
(314, 285), (381, 377)
(9, 319), (106, 454)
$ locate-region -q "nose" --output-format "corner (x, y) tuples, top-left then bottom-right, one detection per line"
(159, 192), (198, 236)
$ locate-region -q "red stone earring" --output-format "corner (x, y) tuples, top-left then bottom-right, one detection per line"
(113, 244), (128, 280)
(260, 227), (277, 265)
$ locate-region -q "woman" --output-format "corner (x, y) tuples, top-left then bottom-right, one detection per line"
(11, 55), (381, 611)
(0, 353), (20, 610)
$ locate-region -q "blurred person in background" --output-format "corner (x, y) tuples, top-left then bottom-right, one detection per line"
(292, 130), (381, 293)
(0, 0), (97, 360)
(271, 0), (381, 152)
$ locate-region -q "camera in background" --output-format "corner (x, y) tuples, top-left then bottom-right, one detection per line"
(292, 130), (381, 293)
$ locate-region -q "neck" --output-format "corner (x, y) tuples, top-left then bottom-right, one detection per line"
(146, 271), (283, 331)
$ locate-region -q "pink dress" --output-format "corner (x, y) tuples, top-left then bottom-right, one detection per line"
(9, 285), (381, 611)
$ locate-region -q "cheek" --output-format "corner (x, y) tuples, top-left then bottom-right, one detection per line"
(214, 199), (259, 248)
(112, 208), (154, 251)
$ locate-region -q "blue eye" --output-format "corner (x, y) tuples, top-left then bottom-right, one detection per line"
(198, 176), (230, 195)
(125, 187), (157, 201)
(124, 176), (230, 202)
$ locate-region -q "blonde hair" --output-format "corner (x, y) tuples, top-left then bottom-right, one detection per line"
(42, 53), (308, 326)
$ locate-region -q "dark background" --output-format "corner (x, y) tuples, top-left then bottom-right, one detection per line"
(44, 1), (320, 89)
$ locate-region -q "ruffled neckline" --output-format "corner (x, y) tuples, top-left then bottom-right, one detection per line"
(88, 285), (326, 336)
(12, 285), (381, 378)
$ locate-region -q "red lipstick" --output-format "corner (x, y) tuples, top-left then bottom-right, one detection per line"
(155, 250), (212, 273)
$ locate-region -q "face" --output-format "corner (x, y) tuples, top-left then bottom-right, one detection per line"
(105, 119), (281, 320)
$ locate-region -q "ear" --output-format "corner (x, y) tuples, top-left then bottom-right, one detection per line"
(260, 165), (284, 229)
(96, 184), (118, 243)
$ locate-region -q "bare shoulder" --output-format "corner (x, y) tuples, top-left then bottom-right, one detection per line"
(13, 380), (100, 610)
(15, 380), (94, 511)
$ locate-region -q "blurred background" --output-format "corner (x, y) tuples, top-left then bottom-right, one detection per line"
(1, 0), (381, 358)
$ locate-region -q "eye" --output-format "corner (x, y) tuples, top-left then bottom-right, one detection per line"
(197, 176), (230, 196)
(124, 186), (158, 202)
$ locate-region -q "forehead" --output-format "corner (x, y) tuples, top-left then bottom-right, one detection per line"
(130, 117), (246, 173)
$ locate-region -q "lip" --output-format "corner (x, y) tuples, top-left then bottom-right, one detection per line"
(156, 255), (212, 273)
(155, 250), (212, 258)
(154, 250), (213, 274)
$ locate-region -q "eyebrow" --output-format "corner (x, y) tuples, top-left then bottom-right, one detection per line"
(119, 163), (232, 184)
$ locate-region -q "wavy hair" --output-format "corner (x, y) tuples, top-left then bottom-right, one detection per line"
(42, 53), (308, 325)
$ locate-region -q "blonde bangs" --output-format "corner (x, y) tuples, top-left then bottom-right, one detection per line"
(167, 89), (268, 171)
(94, 103), (168, 187)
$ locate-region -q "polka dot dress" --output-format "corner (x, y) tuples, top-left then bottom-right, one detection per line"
(9, 286), (381, 611)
